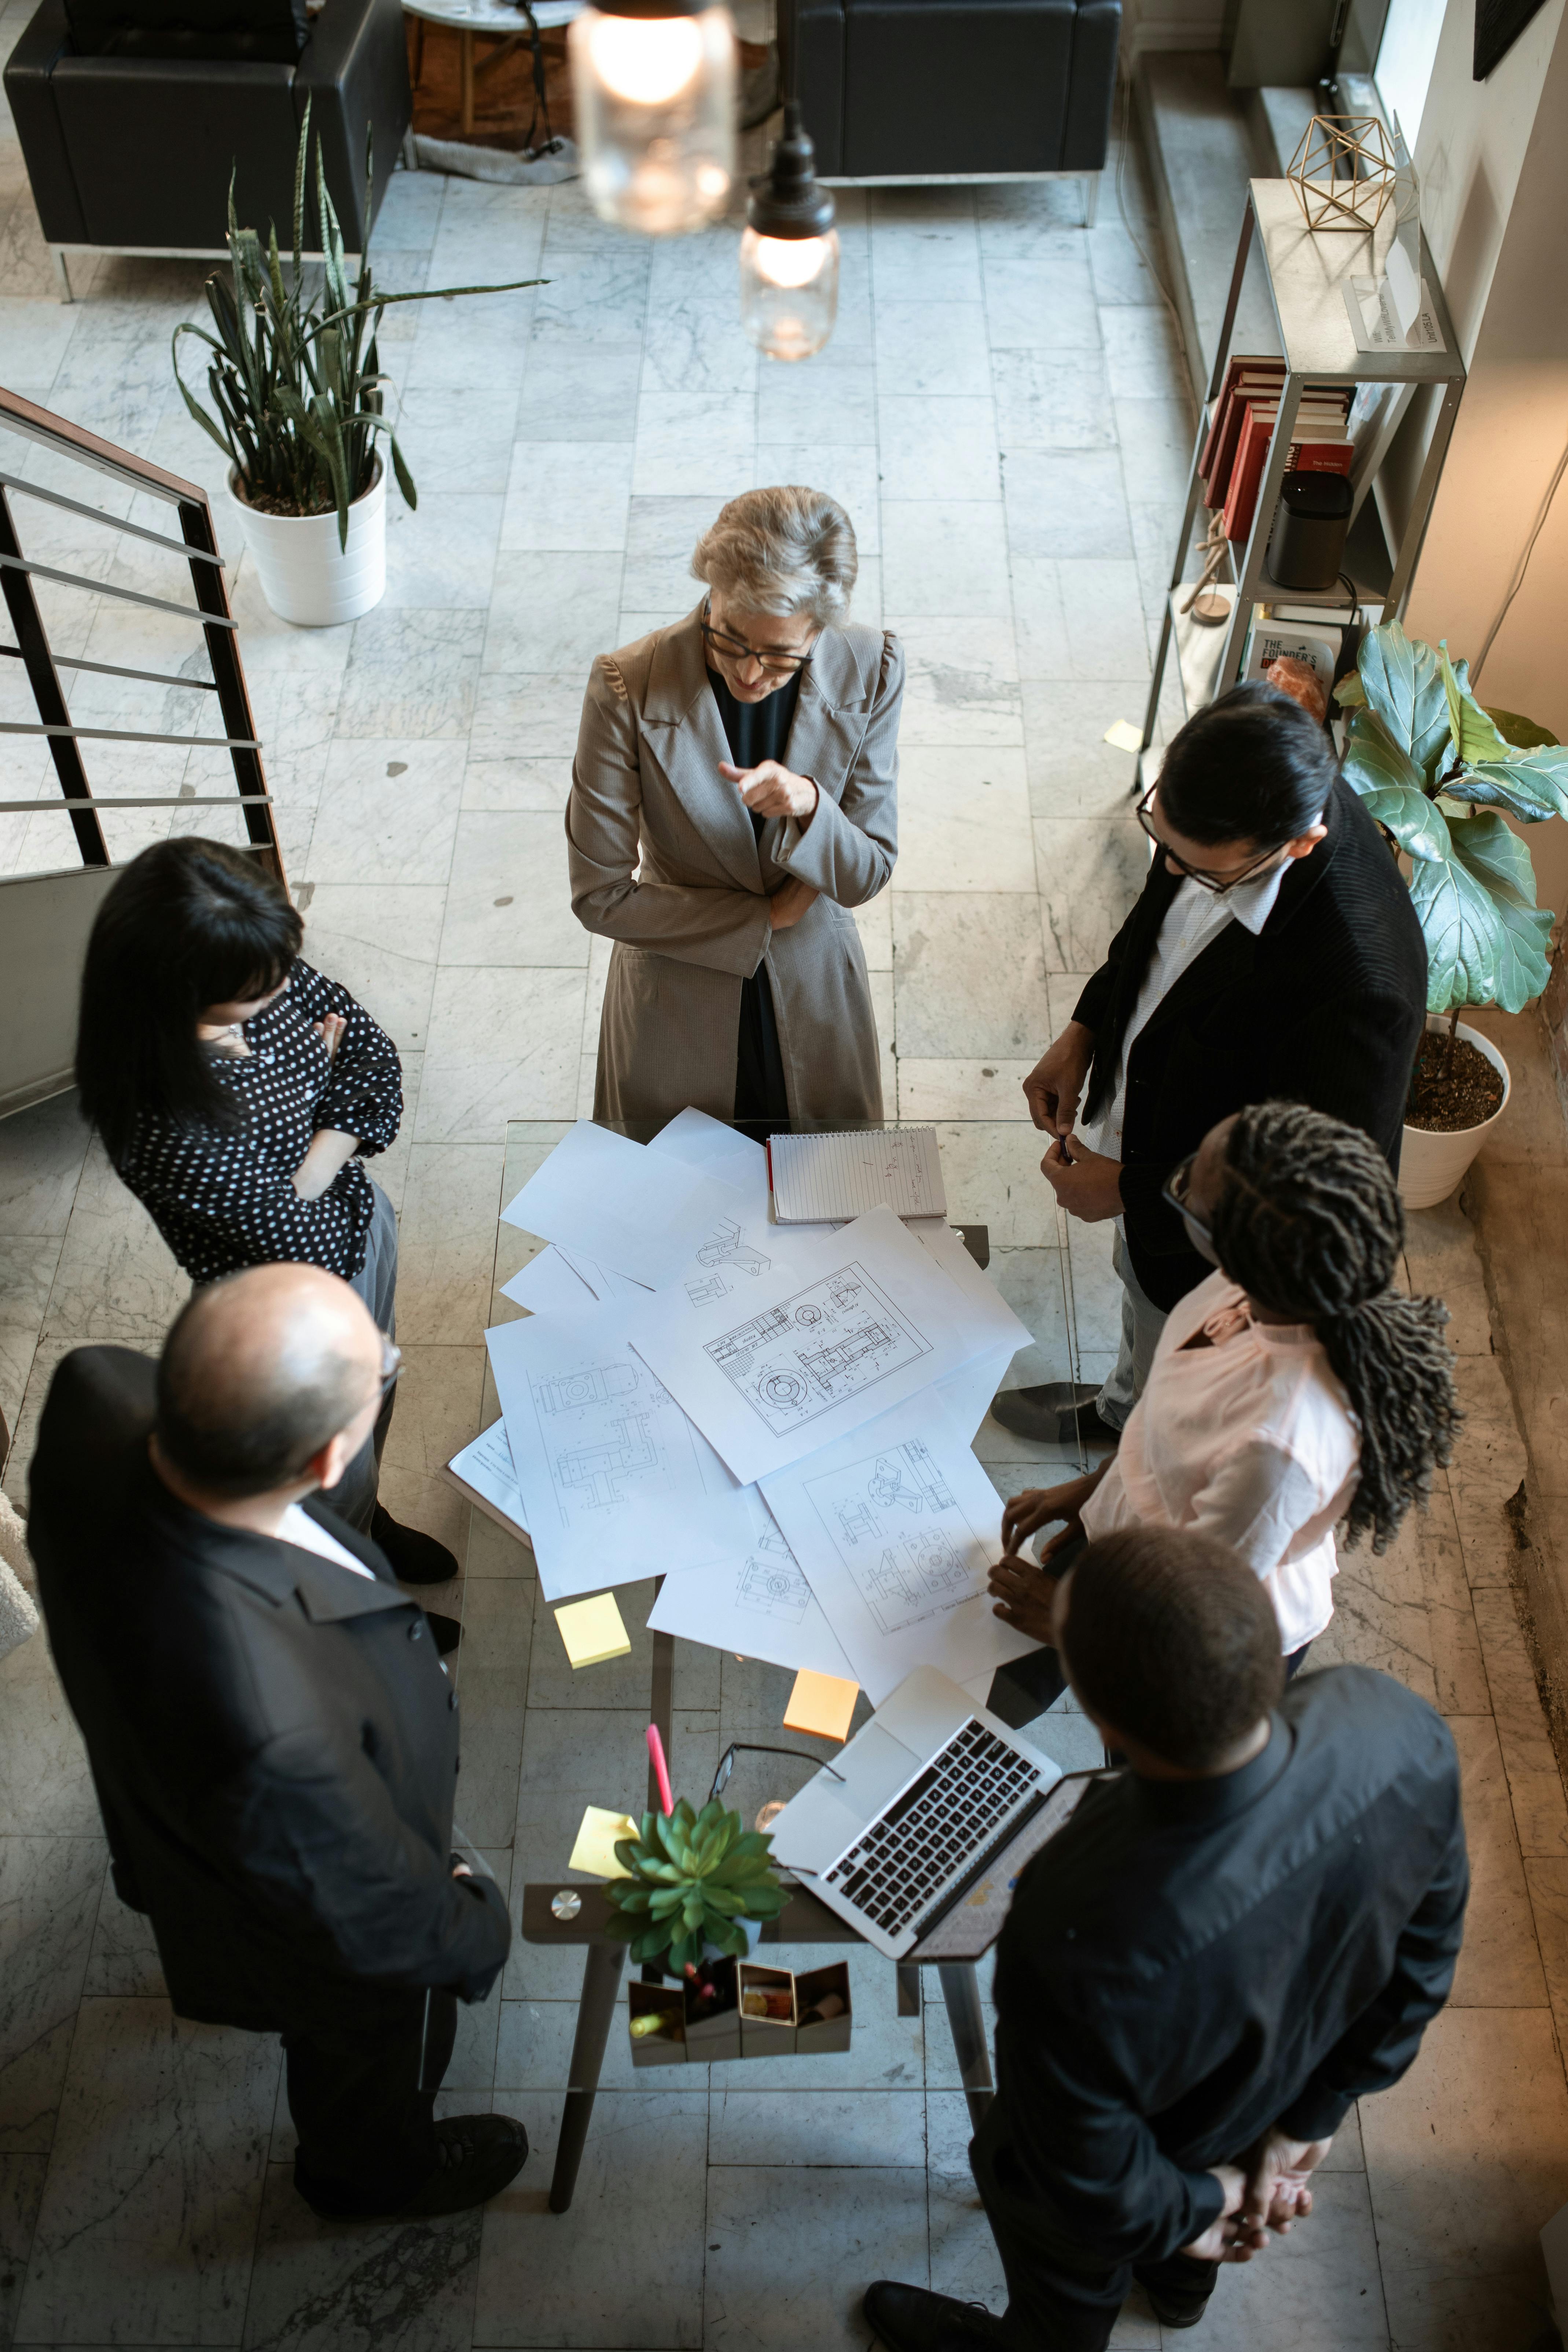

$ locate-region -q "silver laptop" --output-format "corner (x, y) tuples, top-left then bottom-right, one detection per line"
(769, 1666), (1062, 1960)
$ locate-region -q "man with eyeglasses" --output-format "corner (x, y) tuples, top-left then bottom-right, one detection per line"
(25, 1264), (522, 2222)
(994, 681), (1425, 1452)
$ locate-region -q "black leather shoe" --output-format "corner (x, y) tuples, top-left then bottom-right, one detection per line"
(1141, 2283), (1212, 2329)
(863, 2280), (1003, 2350)
(990, 1386), (1121, 1450)
(371, 1505), (460, 1584)
(300, 2114), (528, 2220)
(427, 1612), (462, 1656)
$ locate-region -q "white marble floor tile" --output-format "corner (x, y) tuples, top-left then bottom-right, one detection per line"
(243, 2162), (485, 2352)
(300, 884), (446, 1051)
(37, 1137), (184, 1351)
(451, 1578), (536, 1848)
(1022, 678), (1148, 813)
(881, 504), (1013, 619)
(416, 965), (583, 1141)
(515, 334), (645, 443)
(394, 386), (524, 496)
(384, 492), (504, 610)
(899, 1060), (1039, 1120)
(886, 616), (1022, 748)
(1033, 810), (1148, 971)
(16, 1996), (277, 2345)
(875, 300), (993, 397)
(475, 2091), (708, 2347)
(892, 892), (1049, 1057)
(992, 347), (1116, 452)
(307, 740), (466, 887)
(756, 360), (877, 447)
(705, 2162), (929, 2351)
(642, 296), (759, 397)
(395, 1143), (509, 1347)
(482, 553), (623, 674)
(621, 494), (718, 610)
(1446, 1713), (1549, 2008)
(334, 609), (486, 740)
(871, 215), (982, 305)
(633, 392), (755, 499)
(500, 439), (635, 554)
(1003, 449), (1133, 561)
(984, 252), (1101, 351)
(0, 1835), (106, 2154)
(853, 887), (892, 972)
(878, 395), (1002, 503)
(439, 810), (585, 968)
(378, 1342), (486, 1557)
(893, 749), (1034, 894)
(709, 2087), (926, 2167)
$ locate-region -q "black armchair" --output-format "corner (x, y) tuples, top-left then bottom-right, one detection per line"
(780, 0), (1120, 188)
(5, 0), (412, 283)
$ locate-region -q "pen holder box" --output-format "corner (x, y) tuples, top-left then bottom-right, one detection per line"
(739, 1964), (797, 2058)
(627, 1983), (688, 2069)
(794, 1963), (853, 2054)
(682, 1957), (743, 2064)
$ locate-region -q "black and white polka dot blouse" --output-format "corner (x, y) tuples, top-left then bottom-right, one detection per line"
(113, 961), (403, 1285)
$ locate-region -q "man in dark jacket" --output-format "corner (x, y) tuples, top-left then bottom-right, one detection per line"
(996, 683), (1426, 1448)
(26, 1262), (520, 2220)
(866, 1526), (1468, 2351)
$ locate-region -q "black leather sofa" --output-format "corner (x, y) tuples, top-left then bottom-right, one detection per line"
(779, 0), (1120, 184)
(5, 0), (411, 272)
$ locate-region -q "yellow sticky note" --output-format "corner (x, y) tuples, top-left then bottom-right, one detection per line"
(783, 1668), (860, 1744)
(1103, 718), (1143, 754)
(555, 1592), (632, 1669)
(569, 1805), (640, 1878)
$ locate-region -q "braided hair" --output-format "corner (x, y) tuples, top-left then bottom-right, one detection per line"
(1210, 1101), (1461, 1554)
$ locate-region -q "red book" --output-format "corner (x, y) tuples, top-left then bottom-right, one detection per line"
(1199, 355), (1282, 481)
(1287, 440), (1354, 477)
(1204, 363), (1286, 506)
(1222, 398), (1354, 539)
(1222, 404), (1276, 542)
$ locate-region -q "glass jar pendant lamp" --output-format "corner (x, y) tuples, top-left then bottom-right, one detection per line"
(570, 0), (738, 235)
(740, 101), (838, 361)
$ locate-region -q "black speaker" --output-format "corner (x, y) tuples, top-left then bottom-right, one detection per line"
(1267, 470), (1352, 592)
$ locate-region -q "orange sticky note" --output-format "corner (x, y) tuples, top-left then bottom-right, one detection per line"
(782, 1668), (859, 1744)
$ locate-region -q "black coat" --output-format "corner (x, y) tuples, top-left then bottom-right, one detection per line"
(1075, 776), (1427, 1312)
(27, 1346), (511, 2034)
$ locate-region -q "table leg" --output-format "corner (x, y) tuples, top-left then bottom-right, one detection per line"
(896, 1964), (921, 2019)
(648, 1626), (675, 1812)
(937, 1963), (994, 2136)
(549, 1939), (625, 2213)
(460, 29), (475, 135)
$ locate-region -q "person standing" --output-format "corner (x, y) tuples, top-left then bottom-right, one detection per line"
(995, 683), (1426, 1450)
(866, 1524), (1468, 2352)
(73, 835), (456, 1603)
(990, 1101), (1460, 1709)
(26, 1266), (523, 2220)
(567, 484), (902, 1138)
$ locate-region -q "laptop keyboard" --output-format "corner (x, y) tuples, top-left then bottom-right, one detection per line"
(823, 1719), (1043, 1940)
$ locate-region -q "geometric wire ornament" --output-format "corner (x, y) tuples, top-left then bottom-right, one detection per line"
(1287, 114), (1397, 233)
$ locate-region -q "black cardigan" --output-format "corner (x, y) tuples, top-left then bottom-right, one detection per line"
(1074, 776), (1427, 1312)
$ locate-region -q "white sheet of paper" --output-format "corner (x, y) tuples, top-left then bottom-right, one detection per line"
(938, 1343), (1019, 1445)
(628, 1204), (984, 1486)
(485, 1300), (753, 1601)
(447, 1416), (529, 1534)
(499, 1119), (748, 1291)
(912, 1221), (1032, 1358)
(557, 1244), (653, 1304)
(649, 1107), (770, 1206)
(501, 1244), (599, 1313)
(759, 1389), (1040, 1705)
(646, 1490), (856, 1681)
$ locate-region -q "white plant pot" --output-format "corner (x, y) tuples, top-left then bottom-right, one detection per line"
(1398, 1015), (1511, 1210)
(225, 461), (386, 627)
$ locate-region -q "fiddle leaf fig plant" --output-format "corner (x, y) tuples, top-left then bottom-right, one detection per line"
(1335, 619), (1568, 1014)
(605, 1798), (787, 1975)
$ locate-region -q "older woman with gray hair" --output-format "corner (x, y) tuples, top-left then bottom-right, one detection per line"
(567, 484), (903, 1135)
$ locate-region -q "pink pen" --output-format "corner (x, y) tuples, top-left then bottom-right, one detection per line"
(647, 1722), (675, 1815)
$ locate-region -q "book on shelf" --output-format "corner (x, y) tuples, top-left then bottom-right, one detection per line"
(1207, 386), (1350, 512)
(1200, 354), (1284, 481)
(1242, 610), (1344, 698)
(1202, 360), (1286, 504)
(1220, 400), (1355, 542)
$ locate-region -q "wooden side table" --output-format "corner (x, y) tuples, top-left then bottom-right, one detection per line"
(404, 0), (580, 138)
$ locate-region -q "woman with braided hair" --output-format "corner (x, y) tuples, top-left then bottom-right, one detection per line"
(991, 1101), (1460, 1680)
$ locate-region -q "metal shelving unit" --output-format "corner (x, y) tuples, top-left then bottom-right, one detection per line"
(1140, 177), (1467, 758)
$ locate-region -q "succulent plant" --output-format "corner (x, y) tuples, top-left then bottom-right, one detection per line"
(605, 1798), (787, 1974)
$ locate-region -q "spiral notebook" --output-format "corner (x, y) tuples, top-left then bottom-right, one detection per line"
(766, 1128), (947, 1223)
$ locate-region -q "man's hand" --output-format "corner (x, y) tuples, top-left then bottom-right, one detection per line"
(1040, 1133), (1123, 1223)
(1180, 2166), (1270, 2264)
(1022, 1023), (1094, 1135)
(987, 1554), (1064, 1642)
(722, 758), (819, 823)
(313, 1013), (346, 1063)
(768, 877), (819, 932)
(1000, 1474), (1100, 1556)
(1241, 2128), (1333, 2235)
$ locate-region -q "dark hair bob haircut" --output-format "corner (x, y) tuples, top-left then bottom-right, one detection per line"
(1157, 680), (1339, 851)
(76, 838), (302, 1162)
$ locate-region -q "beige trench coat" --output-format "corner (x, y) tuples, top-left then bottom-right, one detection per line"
(566, 603), (903, 1130)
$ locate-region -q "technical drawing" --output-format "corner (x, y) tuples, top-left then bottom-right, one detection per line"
(686, 1273), (729, 1308)
(703, 1260), (932, 1435)
(538, 1362), (638, 1416)
(558, 1414), (657, 1507)
(804, 1438), (990, 1635)
(696, 1217), (771, 1279)
(527, 1352), (705, 1529)
(735, 1548), (812, 1624)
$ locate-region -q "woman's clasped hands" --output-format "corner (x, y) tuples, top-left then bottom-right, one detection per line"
(987, 1471), (1106, 1641)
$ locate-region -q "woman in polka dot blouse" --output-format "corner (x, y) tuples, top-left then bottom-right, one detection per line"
(75, 837), (460, 1609)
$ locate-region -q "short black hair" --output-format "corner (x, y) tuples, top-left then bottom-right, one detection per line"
(1158, 681), (1338, 850)
(76, 838), (303, 1164)
(155, 1285), (366, 1500)
(1061, 1526), (1284, 1768)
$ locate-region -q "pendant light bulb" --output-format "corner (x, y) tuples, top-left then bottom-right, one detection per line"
(570, 1), (737, 236)
(740, 103), (838, 361)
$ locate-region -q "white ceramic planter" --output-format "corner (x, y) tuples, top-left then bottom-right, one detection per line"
(225, 460), (386, 627)
(1398, 1014), (1511, 1209)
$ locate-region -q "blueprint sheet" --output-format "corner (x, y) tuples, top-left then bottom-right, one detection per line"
(445, 1417), (529, 1535)
(646, 1490), (856, 1681)
(628, 1206), (981, 1486)
(485, 1298), (753, 1601)
(759, 1389), (1041, 1704)
(499, 1120), (749, 1292)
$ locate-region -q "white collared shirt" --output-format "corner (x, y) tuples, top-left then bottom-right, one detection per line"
(279, 1501), (374, 1580)
(1079, 858), (1291, 1159)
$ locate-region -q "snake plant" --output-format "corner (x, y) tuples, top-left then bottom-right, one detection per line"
(1336, 618), (1568, 1013)
(173, 104), (542, 548)
(606, 1798), (787, 1974)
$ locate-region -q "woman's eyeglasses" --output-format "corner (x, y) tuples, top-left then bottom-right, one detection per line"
(1135, 784), (1284, 896)
(701, 603), (816, 678)
(1161, 1155), (1219, 1264)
